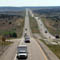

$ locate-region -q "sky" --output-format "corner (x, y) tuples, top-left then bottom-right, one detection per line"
(0, 0), (60, 7)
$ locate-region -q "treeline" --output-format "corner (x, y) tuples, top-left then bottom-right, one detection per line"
(3, 31), (17, 38)
(33, 8), (60, 15)
(0, 14), (23, 20)
(46, 16), (60, 21)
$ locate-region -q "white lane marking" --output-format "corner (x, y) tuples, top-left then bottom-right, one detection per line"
(13, 38), (24, 60)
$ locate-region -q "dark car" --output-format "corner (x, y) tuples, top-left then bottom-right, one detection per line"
(25, 28), (27, 31)
(16, 45), (28, 59)
(55, 35), (60, 38)
(25, 36), (30, 43)
(45, 30), (47, 33)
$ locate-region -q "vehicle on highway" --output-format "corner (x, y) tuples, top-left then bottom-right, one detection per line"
(16, 45), (28, 59)
(40, 24), (42, 26)
(55, 34), (60, 38)
(25, 28), (27, 31)
(45, 30), (47, 33)
(25, 35), (30, 43)
(24, 32), (27, 37)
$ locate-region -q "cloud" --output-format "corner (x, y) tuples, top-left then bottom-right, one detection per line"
(0, 0), (60, 6)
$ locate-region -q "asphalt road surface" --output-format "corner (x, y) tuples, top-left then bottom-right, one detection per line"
(0, 9), (59, 60)
(0, 39), (21, 60)
(14, 9), (48, 60)
(29, 9), (60, 60)
(29, 10), (55, 39)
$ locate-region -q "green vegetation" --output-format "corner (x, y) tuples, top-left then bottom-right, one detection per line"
(0, 36), (13, 46)
(0, 11), (25, 53)
(40, 39), (60, 59)
(0, 16), (24, 38)
(0, 41), (13, 46)
(16, 18), (24, 38)
(29, 16), (40, 33)
(48, 45), (60, 59)
(0, 30), (17, 38)
(0, 11), (25, 39)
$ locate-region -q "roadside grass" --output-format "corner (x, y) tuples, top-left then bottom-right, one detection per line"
(0, 18), (24, 39)
(29, 14), (46, 39)
(16, 18), (24, 38)
(41, 17), (60, 36)
(48, 45), (60, 59)
(29, 15), (40, 33)
(0, 41), (13, 46)
(0, 30), (15, 35)
(0, 11), (25, 39)
(0, 36), (13, 45)
(40, 39), (60, 59)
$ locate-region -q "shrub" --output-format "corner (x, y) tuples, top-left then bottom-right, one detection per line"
(9, 22), (12, 24)
(12, 32), (17, 38)
(2, 36), (6, 42)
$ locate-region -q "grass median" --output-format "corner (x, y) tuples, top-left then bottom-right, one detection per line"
(29, 15), (40, 33)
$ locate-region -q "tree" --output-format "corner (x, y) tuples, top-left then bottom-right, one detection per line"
(2, 36), (6, 42)
(12, 32), (17, 38)
(9, 22), (12, 24)
(2, 36), (6, 50)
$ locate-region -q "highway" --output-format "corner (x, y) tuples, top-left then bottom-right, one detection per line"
(29, 10), (55, 39)
(0, 9), (59, 60)
(29, 10), (60, 60)
(0, 9), (60, 60)
(14, 9), (48, 60)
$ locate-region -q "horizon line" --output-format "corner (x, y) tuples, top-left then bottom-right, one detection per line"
(0, 6), (60, 7)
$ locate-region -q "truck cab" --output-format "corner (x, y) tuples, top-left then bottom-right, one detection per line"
(16, 45), (28, 59)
